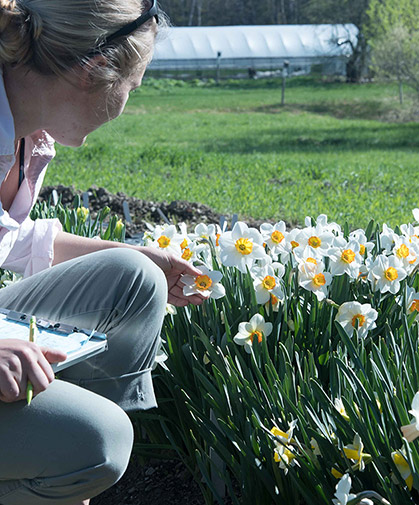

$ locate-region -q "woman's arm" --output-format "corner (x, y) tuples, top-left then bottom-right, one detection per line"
(52, 231), (205, 306)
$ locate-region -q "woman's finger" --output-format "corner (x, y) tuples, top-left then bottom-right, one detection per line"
(36, 351), (57, 384)
(26, 362), (50, 395)
(0, 367), (21, 402)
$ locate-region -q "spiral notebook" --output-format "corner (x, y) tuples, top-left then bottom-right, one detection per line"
(0, 308), (107, 372)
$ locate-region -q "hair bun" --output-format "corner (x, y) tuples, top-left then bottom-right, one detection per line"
(0, 0), (37, 64)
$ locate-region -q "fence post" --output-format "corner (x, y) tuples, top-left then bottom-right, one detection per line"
(216, 51), (222, 84)
(281, 60), (289, 106)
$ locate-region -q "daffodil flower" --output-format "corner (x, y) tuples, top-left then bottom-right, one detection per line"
(343, 434), (371, 472)
(332, 474), (357, 505)
(151, 224), (184, 255)
(233, 313), (272, 353)
(181, 266), (225, 299)
(380, 224), (397, 253)
(391, 449), (413, 490)
(367, 254), (407, 295)
(151, 338), (168, 371)
(260, 221), (288, 257)
(334, 397), (350, 420)
(401, 391), (419, 442)
(298, 261), (332, 301)
(335, 301), (378, 339)
(328, 237), (363, 279)
(349, 229), (374, 258)
(295, 222), (335, 257)
(271, 420), (299, 474)
(219, 222), (267, 273)
(250, 264), (285, 304)
(392, 236), (417, 274)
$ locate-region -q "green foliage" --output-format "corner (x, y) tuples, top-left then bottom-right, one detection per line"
(367, 0), (419, 38)
(367, 0), (419, 99)
(132, 218), (419, 504)
(30, 195), (126, 242)
(46, 78), (419, 230)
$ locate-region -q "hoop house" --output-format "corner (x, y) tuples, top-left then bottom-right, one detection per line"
(150, 24), (359, 75)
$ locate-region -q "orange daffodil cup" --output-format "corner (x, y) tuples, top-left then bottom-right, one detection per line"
(181, 265), (226, 300)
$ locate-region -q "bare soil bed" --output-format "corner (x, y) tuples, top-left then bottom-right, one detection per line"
(38, 184), (274, 237)
(91, 456), (207, 505)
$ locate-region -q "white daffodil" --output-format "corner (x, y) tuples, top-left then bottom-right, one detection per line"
(392, 449), (413, 490)
(307, 214), (342, 235)
(401, 391), (419, 442)
(404, 286), (419, 321)
(250, 264), (285, 304)
(298, 261), (332, 301)
(310, 438), (322, 457)
(293, 245), (323, 268)
(328, 237), (363, 279)
(349, 229), (374, 258)
(151, 338), (168, 371)
(368, 254), (407, 294)
(192, 222), (216, 240)
(219, 222), (267, 273)
(343, 433), (371, 472)
(400, 222), (419, 243)
(334, 397), (350, 421)
(392, 236), (418, 274)
(332, 474), (357, 505)
(271, 420), (299, 474)
(260, 221), (288, 257)
(179, 241), (201, 263)
(165, 304), (177, 316)
(335, 301), (378, 339)
(295, 224), (335, 257)
(233, 313), (273, 353)
(181, 266), (225, 299)
(264, 293), (282, 314)
(151, 224), (184, 256)
(380, 224), (397, 253)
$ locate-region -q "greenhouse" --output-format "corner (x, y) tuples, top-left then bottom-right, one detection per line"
(150, 24), (359, 75)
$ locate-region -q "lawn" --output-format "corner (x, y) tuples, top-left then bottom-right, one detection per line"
(45, 76), (419, 229)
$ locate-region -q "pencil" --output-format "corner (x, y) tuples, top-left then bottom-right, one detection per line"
(26, 316), (37, 405)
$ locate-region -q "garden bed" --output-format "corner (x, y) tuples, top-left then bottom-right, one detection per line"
(38, 185), (273, 237)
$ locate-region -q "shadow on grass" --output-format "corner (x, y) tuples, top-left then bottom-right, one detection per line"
(252, 100), (398, 121)
(198, 122), (419, 154)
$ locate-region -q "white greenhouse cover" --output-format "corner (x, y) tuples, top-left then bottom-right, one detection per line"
(150, 24), (358, 70)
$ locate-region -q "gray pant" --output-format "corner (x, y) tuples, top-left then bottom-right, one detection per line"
(0, 248), (168, 504)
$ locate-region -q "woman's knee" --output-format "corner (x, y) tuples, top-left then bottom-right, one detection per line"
(95, 248), (167, 308)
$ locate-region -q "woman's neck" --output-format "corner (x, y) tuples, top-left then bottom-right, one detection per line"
(3, 64), (49, 140)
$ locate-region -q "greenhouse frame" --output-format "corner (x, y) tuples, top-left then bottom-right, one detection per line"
(150, 24), (359, 75)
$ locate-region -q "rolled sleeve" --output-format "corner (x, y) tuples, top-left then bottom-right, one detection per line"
(2, 217), (62, 277)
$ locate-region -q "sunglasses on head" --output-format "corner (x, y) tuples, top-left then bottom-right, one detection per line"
(89, 0), (159, 56)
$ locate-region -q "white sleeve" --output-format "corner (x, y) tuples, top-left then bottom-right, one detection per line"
(2, 216), (62, 277)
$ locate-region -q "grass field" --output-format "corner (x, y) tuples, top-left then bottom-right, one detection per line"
(45, 76), (419, 229)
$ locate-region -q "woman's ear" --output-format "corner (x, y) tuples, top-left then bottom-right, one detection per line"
(77, 55), (108, 90)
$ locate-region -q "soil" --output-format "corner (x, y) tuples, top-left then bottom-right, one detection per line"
(90, 456), (208, 505)
(38, 184), (276, 237)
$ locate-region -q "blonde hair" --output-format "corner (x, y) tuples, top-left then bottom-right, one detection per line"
(0, 0), (162, 88)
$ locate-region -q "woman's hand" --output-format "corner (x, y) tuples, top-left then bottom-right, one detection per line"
(0, 339), (67, 403)
(139, 246), (207, 307)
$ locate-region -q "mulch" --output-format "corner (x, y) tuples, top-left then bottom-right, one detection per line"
(91, 456), (207, 505)
(38, 184), (276, 237)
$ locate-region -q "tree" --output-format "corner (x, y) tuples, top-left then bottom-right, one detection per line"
(301, 0), (371, 81)
(367, 0), (419, 102)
